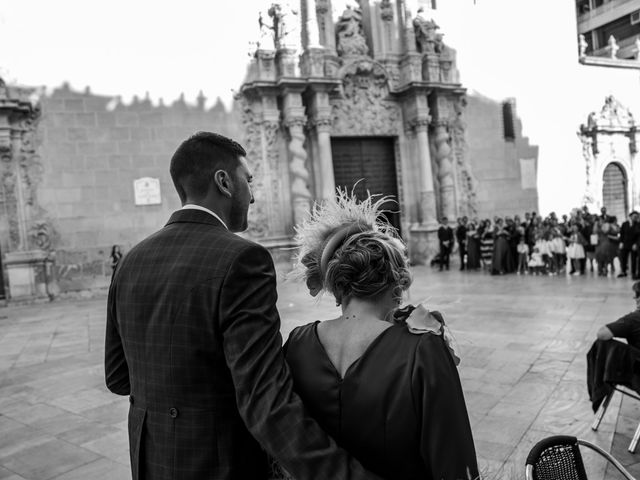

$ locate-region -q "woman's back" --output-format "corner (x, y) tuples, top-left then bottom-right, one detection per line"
(284, 315), (478, 480)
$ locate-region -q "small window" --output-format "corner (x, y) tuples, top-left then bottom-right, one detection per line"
(502, 100), (516, 141)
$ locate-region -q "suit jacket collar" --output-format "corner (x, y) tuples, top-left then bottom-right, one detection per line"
(166, 208), (226, 228)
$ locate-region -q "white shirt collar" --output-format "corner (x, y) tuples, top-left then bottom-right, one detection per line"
(181, 204), (228, 230)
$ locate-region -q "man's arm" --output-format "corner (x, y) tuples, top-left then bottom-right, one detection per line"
(105, 280), (131, 395)
(598, 314), (633, 343)
(219, 244), (378, 480)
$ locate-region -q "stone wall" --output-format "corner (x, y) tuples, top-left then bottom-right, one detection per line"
(465, 92), (539, 218)
(36, 84), (244, 293)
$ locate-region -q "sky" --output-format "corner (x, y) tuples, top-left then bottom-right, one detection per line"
(1, 0), (639, 216)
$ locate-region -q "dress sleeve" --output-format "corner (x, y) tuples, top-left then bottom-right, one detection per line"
(411, 333), (479, 480)
(218, 244), (380, 480)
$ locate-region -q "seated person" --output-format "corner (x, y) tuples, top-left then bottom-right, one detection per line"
(597, 281), (640, 349)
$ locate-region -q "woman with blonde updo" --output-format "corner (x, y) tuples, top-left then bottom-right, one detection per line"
(283, 191), (478, 480)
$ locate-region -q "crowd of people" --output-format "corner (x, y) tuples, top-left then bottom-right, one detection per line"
(437, 205), (640, 278)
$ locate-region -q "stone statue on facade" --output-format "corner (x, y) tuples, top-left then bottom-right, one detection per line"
(413, 8), (444, 54)
(607, 35), (619, 59)
(268, 2), (301, 50)
(588, 95), (635, 128)
(336, 6), (369, 57)
(578, 34), (588, 58)
(258, 11), (276, 50)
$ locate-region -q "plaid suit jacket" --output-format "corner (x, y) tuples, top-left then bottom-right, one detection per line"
(105, 209), (378, 480)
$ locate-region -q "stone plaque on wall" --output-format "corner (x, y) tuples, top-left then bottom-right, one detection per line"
(519, 158), (537, 190)
(134, 177), (162, 205)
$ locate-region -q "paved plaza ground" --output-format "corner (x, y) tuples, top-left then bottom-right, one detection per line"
(1, 264), (639, 479)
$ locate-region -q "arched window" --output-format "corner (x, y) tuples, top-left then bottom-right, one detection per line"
(602, 163), (628, 221)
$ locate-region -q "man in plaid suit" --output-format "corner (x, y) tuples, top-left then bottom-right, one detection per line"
(105, 132), (378, 479)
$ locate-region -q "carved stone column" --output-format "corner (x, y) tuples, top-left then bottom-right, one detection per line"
(304, 0), (321, 48)
(315, 0), (335, 52)
(308, 88), (336, 201)
(283, 89), (312, 225)
(413, 118), (438, 227)
(433, 120), (455, 220)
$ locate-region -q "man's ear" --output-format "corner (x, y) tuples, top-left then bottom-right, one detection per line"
(213, 170), (233, 198)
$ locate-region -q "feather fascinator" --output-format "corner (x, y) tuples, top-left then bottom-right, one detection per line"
(290, 187), (401, 297)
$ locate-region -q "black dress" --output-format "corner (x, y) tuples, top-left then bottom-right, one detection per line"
(283, 311), (479, 480)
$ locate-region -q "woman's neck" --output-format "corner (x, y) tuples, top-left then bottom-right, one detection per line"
(340, 296), (397, 323)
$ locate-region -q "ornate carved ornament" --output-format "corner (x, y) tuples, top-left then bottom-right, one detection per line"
(336, 6), (369, 57)
(380, 0), (394, 22)
(268, 2), (301, 50)
(316, 0), (330, 15)
(413, 8), (444, 54)
(586, 95), (635, 131)
(331, 59), (400, 136)
(447, 95), (478, 217)
(28, 218), (57, 251)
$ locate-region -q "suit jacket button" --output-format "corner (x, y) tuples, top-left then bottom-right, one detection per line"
(169, 407), (178, 418)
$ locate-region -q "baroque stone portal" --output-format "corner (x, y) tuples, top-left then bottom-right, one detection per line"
(240, 0), (478, 263)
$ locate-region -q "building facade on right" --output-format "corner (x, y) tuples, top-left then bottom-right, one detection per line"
(575, 0), (640, 219)
(576, 0), (640, 60)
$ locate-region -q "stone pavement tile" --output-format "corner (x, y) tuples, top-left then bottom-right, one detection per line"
(1, 439), (99, 480)
(473, 414), (532, 446)
(474, 439), (514, 462)
(29, 411), (93, 437)
(48, 387), (113, 415)
(498, 381), (557, 408)
(0, 425), (54, 460)
(48, 458), (129, 480)
(57, 422), (121, 446)
(0, 466), (27, 480)
(79, 400), (128, 425)
(463, 390), (503, 418)
(2, 403), (70, 427)
(80, 430), (129, 462)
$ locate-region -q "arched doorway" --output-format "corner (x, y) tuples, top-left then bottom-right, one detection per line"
(602, 162), (628, 222)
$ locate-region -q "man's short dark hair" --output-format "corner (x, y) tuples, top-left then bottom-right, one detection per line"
(169, 132), (246, 203)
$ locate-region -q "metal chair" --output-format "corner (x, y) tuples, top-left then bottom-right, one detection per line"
(525, 435), (636, 480)
(592, 386), (640, 453)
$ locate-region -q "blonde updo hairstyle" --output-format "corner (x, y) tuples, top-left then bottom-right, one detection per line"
(324, 230), (412, 306)
(291, 188), (411, 305)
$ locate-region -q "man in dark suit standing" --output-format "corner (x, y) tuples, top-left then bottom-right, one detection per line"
(105, 132), (378, 480)
(618, 211), (638, 278)
(455, 216), (468, 271)
(437, 217), (454, 271)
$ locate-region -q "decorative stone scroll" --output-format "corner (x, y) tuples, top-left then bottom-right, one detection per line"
(331, 59), (400, 136)
(239, 98), (271, 238)
(448, 96), (478, 217)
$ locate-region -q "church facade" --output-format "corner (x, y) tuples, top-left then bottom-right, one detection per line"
(0, 0), (539, 301)
(240, 0), (477, 263)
